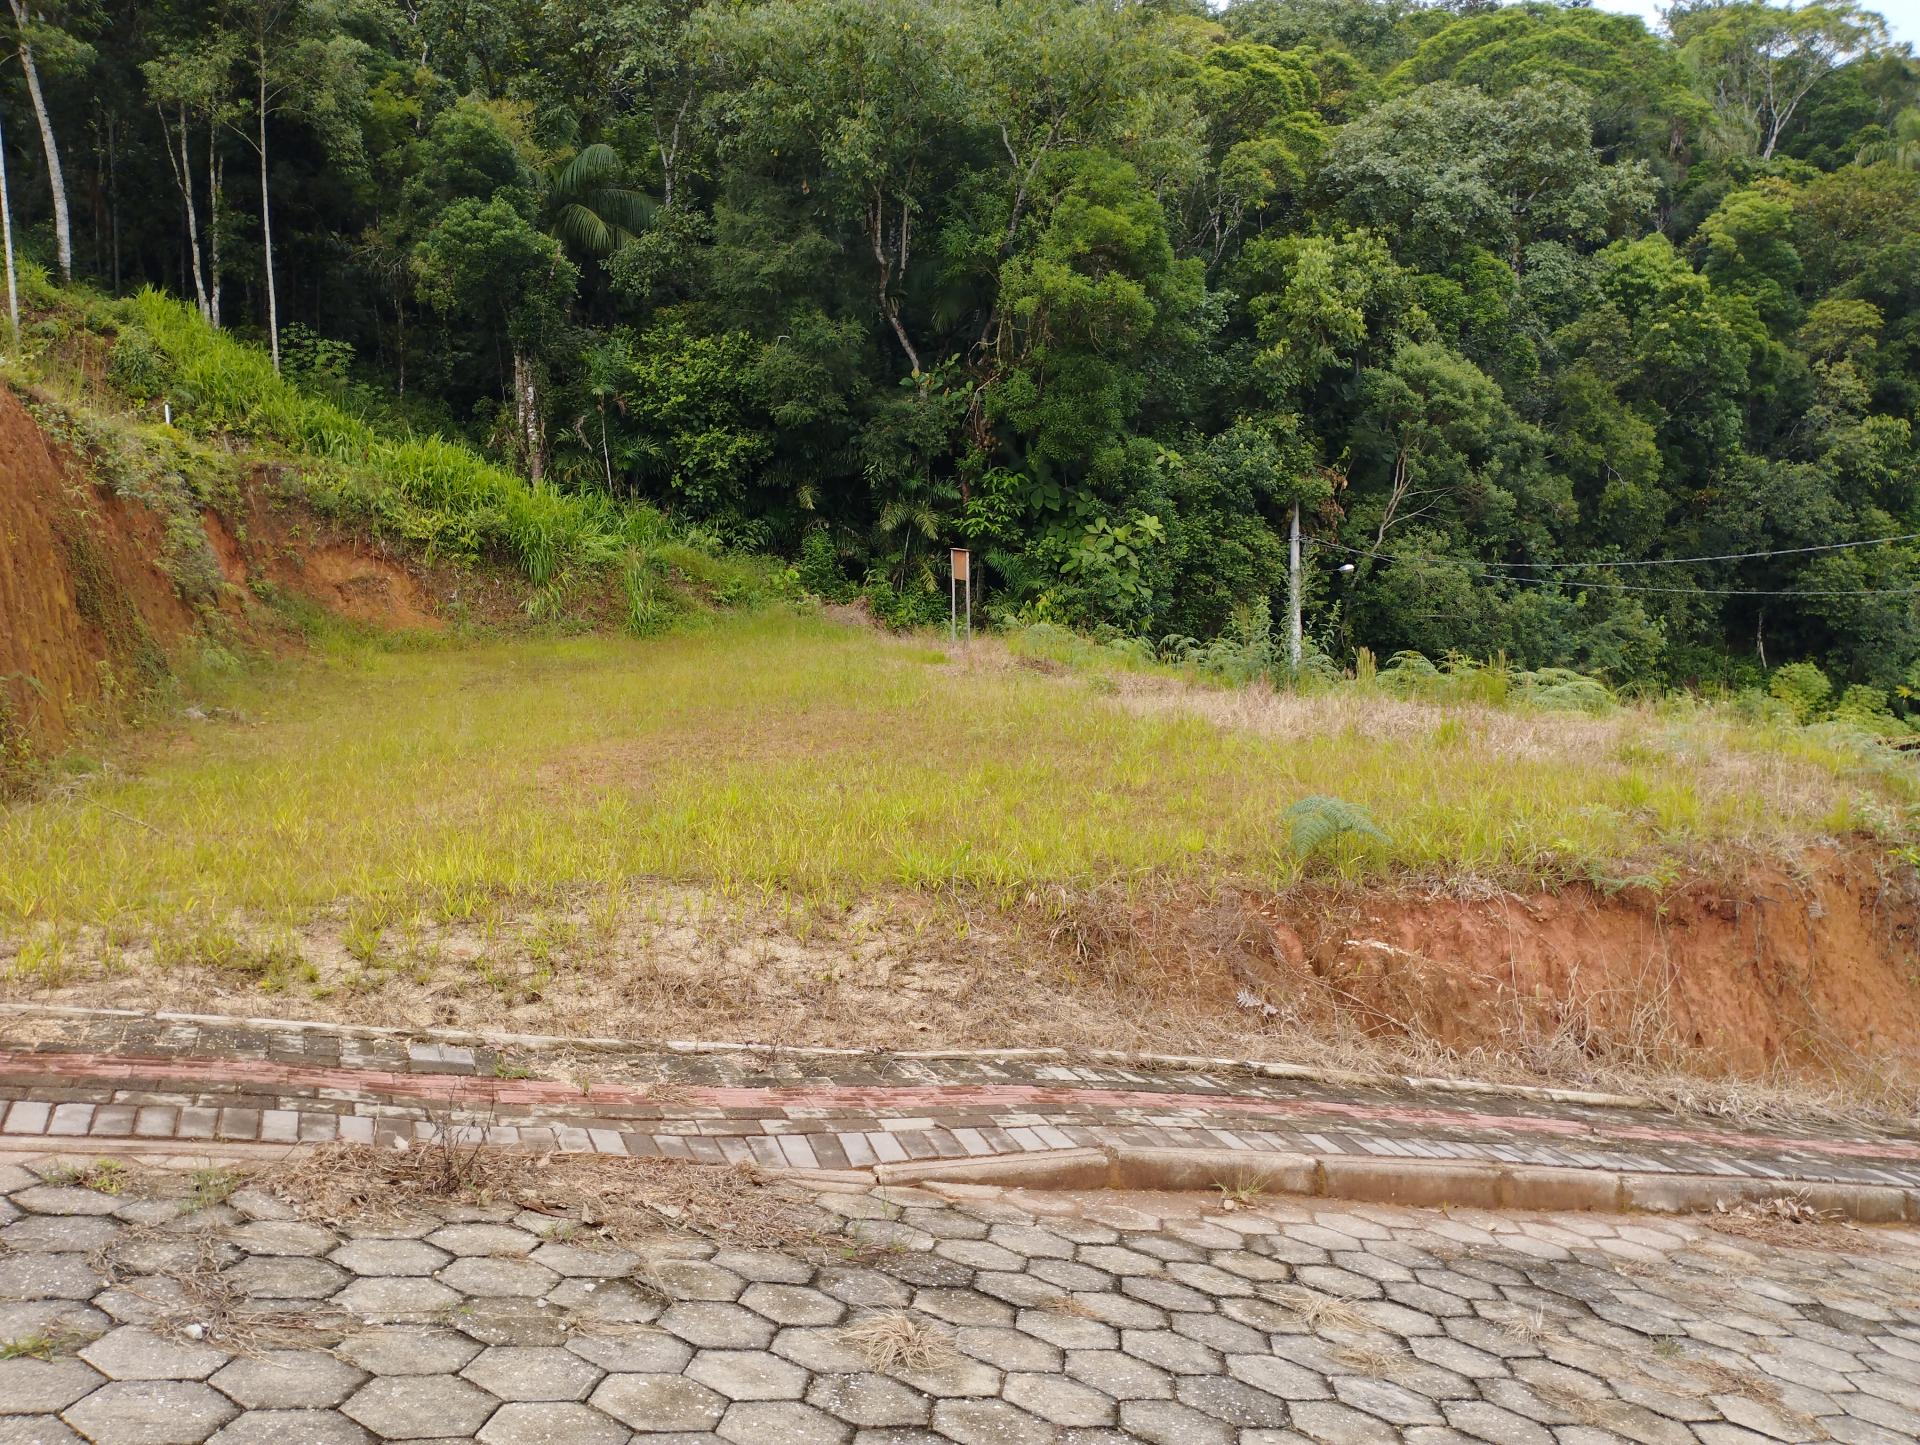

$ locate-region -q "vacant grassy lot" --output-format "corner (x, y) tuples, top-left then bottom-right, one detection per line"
(3, 611), (1915, 938)
(6, 611), (1920, 1114)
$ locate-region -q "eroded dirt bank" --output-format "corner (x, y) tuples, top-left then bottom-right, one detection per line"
(0, 387), (195, 748)
(1250, 849), (1920, 1079)
(11, 848), (1917, 1110)
(0, 387), (454, 762)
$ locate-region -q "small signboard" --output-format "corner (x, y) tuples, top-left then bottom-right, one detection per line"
(949, 548), (972, 642)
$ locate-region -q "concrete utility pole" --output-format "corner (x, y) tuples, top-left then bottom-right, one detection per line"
(1288, 502), (1302, 671)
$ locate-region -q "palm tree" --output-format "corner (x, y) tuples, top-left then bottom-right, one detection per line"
(542, 143), (653, 259)
(1858, 109), (1920, 170)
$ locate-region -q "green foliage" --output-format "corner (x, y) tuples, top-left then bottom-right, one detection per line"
(597, 323), (773, 513)
(160, 513), (223, 606)
(1770, 661), (1835, 721)
(1324, 80), (1656, 268)
(796, 529), (854, 602)
(107, 327), (172, 403)
(279, 324), (355, 390)
(119, 290), (750, 624)
(1516, 668), (1616, 715)
(1285, 794), (1390, 858)
(6, 0), (1918, 693)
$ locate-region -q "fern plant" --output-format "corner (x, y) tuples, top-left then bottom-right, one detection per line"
(1285, 795), (1390, 858)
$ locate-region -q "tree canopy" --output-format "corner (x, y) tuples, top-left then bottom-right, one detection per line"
(3, 0), (1918, 691)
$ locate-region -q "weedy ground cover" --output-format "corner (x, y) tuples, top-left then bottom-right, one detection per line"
(6, 610), (1919, 1116)
(3, 610), (1913, 939)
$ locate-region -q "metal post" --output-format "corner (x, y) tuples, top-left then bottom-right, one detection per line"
(950, 547), (971, 646)
(1288, 502), (1302, 672)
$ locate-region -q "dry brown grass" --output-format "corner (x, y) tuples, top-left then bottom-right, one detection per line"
(89, 1228), (345, 1356)
(1255, 1284), (1371, 1334)
(1665, 1350), (1824, 1436)
(841, 1310), (957, 1373)
(1532, 1379), (1645, 1431)
(1328, 1337), (1414, 1378)
(1705, 1193), (1858, 1248)
(261, 1139), (841, 1256)
(1031, 1293), (1100, 1319)
(1679, 1356), (1775, 1401)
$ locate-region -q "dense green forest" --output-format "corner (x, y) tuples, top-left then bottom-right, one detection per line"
(2, 0), (1917, 693)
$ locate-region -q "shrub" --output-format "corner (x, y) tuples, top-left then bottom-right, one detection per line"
(107, 327), (172, 403)
(1517, 667), (1614, 714)
(796, 529), (853, 602)
(1286, 795), (1390, 858)
(1768, 662), (1832, 722)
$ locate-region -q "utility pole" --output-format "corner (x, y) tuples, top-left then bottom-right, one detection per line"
(1288, 502), (1302, 671)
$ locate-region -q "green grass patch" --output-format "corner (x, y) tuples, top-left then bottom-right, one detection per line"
(2, 613), (1913, 938)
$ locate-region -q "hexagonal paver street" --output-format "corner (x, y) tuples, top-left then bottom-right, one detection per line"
(3, 1153), (1920, 1442)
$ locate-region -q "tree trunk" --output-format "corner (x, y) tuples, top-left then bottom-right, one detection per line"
(599, 399), (613, 491)
(258, 61), (280, 371)
(870, 192), (922, 378)
(1, 103), (20, 349)
(512, 348), (546, 486)
(105, 111), (119, 293)
(8, 0), (70, 282)
(159, 104), (210, 321)
(207, 124), (222, 329)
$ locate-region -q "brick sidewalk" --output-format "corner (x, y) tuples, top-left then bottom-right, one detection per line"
(3, 1005), (1918, 1196)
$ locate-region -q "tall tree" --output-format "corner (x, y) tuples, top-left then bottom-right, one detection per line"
(227, 0), (299, 369)
(413, 195), (580, 483)
(1673, 0), (1890, 159)
(0, 97), (18, 348)
(4, 0), (78, 281)
(144, 36), (239, 326)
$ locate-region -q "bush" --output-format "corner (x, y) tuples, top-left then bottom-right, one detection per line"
(860, 569), (948, 630)
(1768, 662), (1833, 722)
(1517, 667), (1614, 714)
(796, 529), (854, 602)
(108, 327), (172, 403)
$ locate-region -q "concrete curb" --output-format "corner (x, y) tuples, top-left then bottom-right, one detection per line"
(874, 1144), (1920, 1223)
(5, 1134), (1913, 1223)
(0, 1001), (1656, 1113)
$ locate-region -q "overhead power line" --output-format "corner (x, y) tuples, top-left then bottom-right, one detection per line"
(1308, 533), (1920, 571)
(1306, 538), (1920, 598)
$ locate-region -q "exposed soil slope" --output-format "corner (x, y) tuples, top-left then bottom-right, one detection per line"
(15, 850), (1917, 1107)
(0, 389), (446, 756)
(0, 387), (195, 748)
(1241, 850), (1920, 1078)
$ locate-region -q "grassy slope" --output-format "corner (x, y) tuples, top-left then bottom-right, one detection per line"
(7, 284), (783, 638)
(3, 611), (1913, 939)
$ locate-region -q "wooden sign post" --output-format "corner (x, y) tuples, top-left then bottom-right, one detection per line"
(950, 547), (971, 644)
